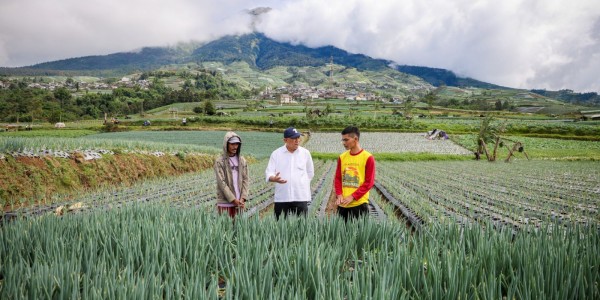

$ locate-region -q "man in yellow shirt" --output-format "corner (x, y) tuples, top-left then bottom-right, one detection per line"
(334, 126), (376, 222)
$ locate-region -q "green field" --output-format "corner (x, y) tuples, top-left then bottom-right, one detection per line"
(2, 206), (597, 299)
(454, 135), (600, 160)
(2, 158), (599, 298)
(82, 130), (283, 159)
(2, 107), (600, 298)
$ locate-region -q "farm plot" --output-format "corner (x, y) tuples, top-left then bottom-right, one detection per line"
(6, 160), (337, 219)
(1, 205), (598, 299)
(305, 132), (472, 154)
(2, 160), (599, 298)
(82, 131), (283, 159)
(453, 134), (600, 159)
(0, 135), (220, 157)
(375, 160), (600, 229)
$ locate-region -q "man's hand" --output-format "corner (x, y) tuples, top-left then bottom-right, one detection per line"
(232, 198), (245, 209)
(336, 194), (354, 206)
(269, 172), (287, 184)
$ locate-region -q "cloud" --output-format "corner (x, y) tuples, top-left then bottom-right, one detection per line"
(1, 0), (599, 92)
(257, 0), (600, 92)
(0, 0), (254, 66)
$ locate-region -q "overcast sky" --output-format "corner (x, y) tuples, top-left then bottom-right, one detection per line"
(1, 0), (599, 92)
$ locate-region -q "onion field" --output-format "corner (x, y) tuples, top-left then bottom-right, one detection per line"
(306, 132), (473, 155)
(1, 131), (599, 299)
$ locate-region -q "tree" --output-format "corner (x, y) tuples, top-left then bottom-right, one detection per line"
(423, 91), (437, 109)
(193, 106), (204, 114)
(495, 100), (503, 111)
(53, 87), (72, 121)
(29, 96), (43, 124)
(204, 100), (216, 115)
(323, 103), (334, 116)
(403, 100), (415, 119)
(183, 79), (193, 90)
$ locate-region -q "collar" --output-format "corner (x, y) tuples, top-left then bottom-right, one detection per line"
(279, 145), (300, 153)
(349, 149), (364, 156)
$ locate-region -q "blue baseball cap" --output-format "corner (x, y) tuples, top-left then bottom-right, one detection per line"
(283, 127), (301, 139)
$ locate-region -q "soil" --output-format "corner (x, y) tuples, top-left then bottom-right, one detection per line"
(1, 153), (215, 211)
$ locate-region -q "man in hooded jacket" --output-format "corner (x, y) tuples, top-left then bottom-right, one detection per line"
(214, 131), (249, 218)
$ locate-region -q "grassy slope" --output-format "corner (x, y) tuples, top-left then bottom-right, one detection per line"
(0, 153), (215, 207)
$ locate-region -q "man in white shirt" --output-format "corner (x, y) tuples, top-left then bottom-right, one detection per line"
(265, 127), (315, 219)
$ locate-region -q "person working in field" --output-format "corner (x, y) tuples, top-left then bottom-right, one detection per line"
(265, 127), (315, 219)
(334, 126), (376, 222)
(214, 132), (249, 218)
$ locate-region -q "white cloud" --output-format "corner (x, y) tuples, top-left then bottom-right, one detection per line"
(1, 0), (599, 92)
(0, 0), (254, 65)
(258, 0), (600, 92)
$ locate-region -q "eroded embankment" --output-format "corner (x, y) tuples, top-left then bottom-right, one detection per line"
(0, 153), (216, 208)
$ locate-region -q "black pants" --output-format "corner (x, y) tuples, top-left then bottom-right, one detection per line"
(337, 203), (369, 222)
(274, 202), (308, 220)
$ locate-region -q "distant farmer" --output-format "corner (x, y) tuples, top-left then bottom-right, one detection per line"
(265, 127), (314, 219)
(182, 118), (187, 126)
(214, 132), (249, 218)
(334, 126), (376, 222)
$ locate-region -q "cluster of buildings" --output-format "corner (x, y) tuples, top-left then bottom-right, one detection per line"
(0, 77), (150, 91)
(259, 85), (382, 104)
(1, 76), (411, 103)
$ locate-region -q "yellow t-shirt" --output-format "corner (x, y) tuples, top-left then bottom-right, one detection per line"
(338, 149), (374, 208)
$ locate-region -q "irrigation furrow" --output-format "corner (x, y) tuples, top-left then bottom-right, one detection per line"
(368, 199), (386, 221)
(374, 182), (426, 230)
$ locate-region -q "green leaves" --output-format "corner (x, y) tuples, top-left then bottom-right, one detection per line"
(1, 207), (598, 299)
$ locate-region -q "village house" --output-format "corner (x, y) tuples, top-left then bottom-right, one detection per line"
(279, 94), (294, 104)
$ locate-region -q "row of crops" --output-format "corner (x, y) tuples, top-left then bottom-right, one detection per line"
(7, 158), (599, 229)
(0, 131), (284, 160)
(305, 132), (473, 155)
(2, 130), (599, 298)
(4, 130), (597, 161)
(2, 205), (598, 298)
(375, 160), (599, 229)
(6, 160), (337, 219)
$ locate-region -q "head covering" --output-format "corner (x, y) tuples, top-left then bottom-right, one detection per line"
(283, 127), (301, 139)
(228, 136), (241, 144)
(222, 132), (242, 158)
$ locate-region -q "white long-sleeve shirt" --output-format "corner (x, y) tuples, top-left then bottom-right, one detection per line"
(265, 145), (314, 202)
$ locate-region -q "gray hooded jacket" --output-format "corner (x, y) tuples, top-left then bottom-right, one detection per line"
(214, 131), (249, 204)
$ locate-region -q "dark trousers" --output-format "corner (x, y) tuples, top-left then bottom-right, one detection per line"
(274, 202), (308, 220)
(337, 203), (369, 222)
(217, 206), (239, 218)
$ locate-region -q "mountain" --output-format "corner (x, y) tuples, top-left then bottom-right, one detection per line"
(192, 33), (391, 71)
(393, 65), (510, 90)
(0, 33), (390, 76)
(0, 47), (191, 76)
(0, 32), (505, 91)
(530, 89), (600, 106)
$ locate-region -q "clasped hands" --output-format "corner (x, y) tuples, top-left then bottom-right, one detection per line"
(335, 194), (354, 206)
(232, 198), (245, 209)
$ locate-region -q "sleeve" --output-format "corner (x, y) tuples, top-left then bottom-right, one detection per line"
(306, 150), (314, 181)
(240, 157), (249, 200)
(214, 159), (236, 202)
(334, 157), (343, 196)
(265, 151), (277, 182)
(351, 155), (375, 200)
